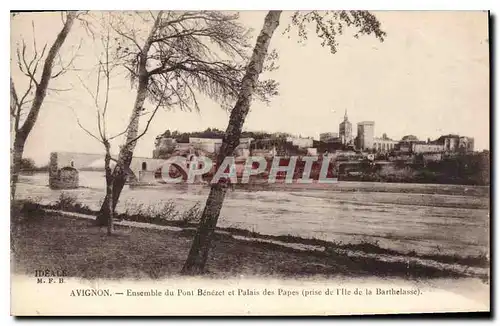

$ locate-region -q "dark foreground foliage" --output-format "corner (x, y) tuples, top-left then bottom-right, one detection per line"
(11, 204), (488, 281)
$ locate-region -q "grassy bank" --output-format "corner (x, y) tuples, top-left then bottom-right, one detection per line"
(14, 198), (490, 275)
(12, 209), (483, 281)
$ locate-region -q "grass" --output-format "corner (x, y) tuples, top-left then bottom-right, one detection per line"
(19, 193), (202, 228)
(14, 197), (489, 271)
(11, 209), (486, 281)
(187, 227), (489, 269)
(121, 198), (202, 227)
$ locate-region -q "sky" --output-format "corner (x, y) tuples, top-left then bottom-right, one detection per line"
(10, 11), (490, 166)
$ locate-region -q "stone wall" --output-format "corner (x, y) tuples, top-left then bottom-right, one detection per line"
(49, 153), (79, 189)
(412, 143), (444, 153)
(49, 152), (78, 189)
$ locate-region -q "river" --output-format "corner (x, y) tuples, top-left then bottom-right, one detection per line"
(16, 171), (489, 258)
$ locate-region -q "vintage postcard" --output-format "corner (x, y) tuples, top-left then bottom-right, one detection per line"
(10, 10), (490, 316)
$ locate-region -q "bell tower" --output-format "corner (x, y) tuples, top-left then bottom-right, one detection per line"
(339, 109), (352, 145)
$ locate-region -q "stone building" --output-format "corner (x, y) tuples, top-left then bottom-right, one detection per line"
(393, 135), (445, 154)
(412, 143), (445, 153)
(434, 134), (475, 153)
(395, 135), (420, 153)
(49, 152), (79, 189)
(444, 135), (459, 151)
(372, 133), (398, 152)
(459, 136), (475, 152)
(153, 135), (253, 159)
(153, 136), (177, 158)
(319, 132), (339, 143)
(285, 136), (314, 148)
(356, 121), (375, 151)
(339, 110), (353, 145)
(189, 137), (223, 153)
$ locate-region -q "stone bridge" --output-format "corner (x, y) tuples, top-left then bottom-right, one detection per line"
(49, 152), (186, 188)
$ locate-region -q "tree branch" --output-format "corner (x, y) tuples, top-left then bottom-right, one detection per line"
(17, 11), (77, 140)
(124, 90), (165, 147)
(51, 38), (83, 78)
(70, 105), (104, 145)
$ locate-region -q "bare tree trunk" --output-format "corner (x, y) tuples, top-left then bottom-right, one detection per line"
(107, 186), (114, 235)
(96, 13), (163, 226)
(11, 136), (25, 202)
(104, 143), (114, 235)
(10, 12), (76, 201)
(96, 74), (149, 225)
(181, 11), (282, 275)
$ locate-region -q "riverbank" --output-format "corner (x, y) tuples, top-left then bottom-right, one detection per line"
(22, 171), (490, 197)
(15, 176), (490, 259)
(11, 201), (489, 281)
(7, 211), (470, 280)
(130, 179), (490, 197)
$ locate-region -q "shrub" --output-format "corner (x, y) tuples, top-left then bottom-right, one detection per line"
(180, 203), (202, 225)
(378, 165), (416, 182)
(123, 199), (180, 221)
(52, 192), (93, 214)
(55, 192), (78, 210)
(159, 201), (179, 220)
(20, 158), (36, 171)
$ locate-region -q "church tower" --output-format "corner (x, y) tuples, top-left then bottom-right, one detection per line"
(339, 109), (353, 145)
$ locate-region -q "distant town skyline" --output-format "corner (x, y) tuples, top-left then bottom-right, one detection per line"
(11, 11), (490, 165)
(151, 111), (475, 143)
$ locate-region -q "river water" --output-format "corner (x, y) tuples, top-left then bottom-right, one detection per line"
(16, 172), (489, 258)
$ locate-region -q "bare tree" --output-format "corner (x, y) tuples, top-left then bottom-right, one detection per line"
(74, 29), (119, 235)
(10, 11), (78, 200)
(182, 10), (387, 274)
(95, 11), (278, 225)
(74, 23), (169, 235)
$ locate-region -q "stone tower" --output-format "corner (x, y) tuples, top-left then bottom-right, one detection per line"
(338, 109), (353, 145)
(357, 121), (375, 151)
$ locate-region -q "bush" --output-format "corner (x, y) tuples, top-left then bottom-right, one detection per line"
(20, 158), (36, 171)
(123, 199), (180, 222)
(378, 165), (416, 182)
(180, 203), (202, 225)
(55, 192), (78, 210)
(52, 192), (93, 214)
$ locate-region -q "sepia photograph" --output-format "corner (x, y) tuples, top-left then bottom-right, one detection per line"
(9, 9), (490, 316)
